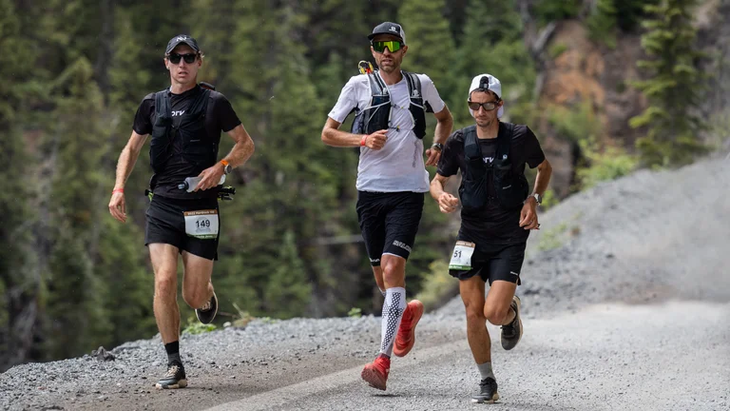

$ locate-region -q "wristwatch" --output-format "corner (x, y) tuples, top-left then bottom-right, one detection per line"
(431, 143), (444, 152)
(221, 159), (232, 174)
(530, 193), (542, 205)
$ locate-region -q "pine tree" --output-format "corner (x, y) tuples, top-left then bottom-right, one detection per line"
(629, 0), (707, 167)
(398, 0), (455, 91)
(452, 0), (534, 127)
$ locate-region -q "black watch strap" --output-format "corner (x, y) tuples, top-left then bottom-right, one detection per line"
(431, 142), (444, 151)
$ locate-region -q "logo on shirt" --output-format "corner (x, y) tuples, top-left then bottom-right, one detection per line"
(483, 156), (494, 164)
(172, 110), (186, 117)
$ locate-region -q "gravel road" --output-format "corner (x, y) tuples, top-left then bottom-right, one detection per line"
(1, 156), (728, 411)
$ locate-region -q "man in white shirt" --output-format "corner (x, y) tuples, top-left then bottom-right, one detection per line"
(321, 21), (453, 391)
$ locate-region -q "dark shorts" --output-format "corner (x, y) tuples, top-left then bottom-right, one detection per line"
(449, 242), (526, 285)
(145, 195), (220, 260)
(356, 191), (424, 266)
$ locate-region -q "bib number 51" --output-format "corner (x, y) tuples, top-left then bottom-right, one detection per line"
(449, 241), (475, 270)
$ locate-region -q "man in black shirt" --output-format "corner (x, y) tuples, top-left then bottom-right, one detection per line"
(429, 74), (552, 403)
(108, 35), (255, 389)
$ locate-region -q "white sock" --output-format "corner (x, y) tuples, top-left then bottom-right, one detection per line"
(379, 287), (406, 357)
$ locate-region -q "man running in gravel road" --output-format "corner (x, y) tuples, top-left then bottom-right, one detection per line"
(108, 35), (255, 389)
(430, 74), (552, 403)
(321, 22), (453, 390)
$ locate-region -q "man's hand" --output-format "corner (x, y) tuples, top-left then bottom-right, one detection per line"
(425, 146), (441, 166)
(194, 163), (225, 191)
(364, 129), (388, 150)
(108, 192), (127, 223)
(438, 192), (459, 214)
(519, 197), (540, 230)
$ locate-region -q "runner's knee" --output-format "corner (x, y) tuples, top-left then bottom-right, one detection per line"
(465, 304), (486, 324)
(381, 259), (405, 286)
(182, 285), (209, 309)
(484, 303), (510, 325)
(154, 273), (177, 300)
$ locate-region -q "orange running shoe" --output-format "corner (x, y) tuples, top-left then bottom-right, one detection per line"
(361, 355), (390, 390)
(393, 299), (424, 357)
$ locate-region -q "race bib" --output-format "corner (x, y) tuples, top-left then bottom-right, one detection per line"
(449, 241), (475, 270)
(183, 209), (219, 239)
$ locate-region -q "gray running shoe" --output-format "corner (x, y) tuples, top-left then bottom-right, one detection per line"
(500, 295), (523, 350)
(472, 377), (499, 403)
(155, 363), (187, 389)
(195, 290), (218, 324)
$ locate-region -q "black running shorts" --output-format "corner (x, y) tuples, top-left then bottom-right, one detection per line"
(449, 242), (526, 285)
(145, 195), (220, 260)
(356, 191), (424, 266)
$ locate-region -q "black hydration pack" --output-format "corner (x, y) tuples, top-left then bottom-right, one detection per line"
(350, 70), (431, 139)
(459, 123), (529, 211)
(149, 85), (215, 175)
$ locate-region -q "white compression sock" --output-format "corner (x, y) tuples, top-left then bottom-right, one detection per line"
(379, 287), (406, 357)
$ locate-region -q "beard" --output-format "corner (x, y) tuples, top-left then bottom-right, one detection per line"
(475, 117), (494, 128)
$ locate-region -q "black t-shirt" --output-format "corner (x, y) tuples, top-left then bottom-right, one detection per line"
(133, 85), (242, 199)
(437, 122), (545, 246)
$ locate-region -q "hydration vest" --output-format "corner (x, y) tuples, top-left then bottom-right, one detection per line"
(149, 86), (216, 175)
(459, 123), (529, 211)
(350, 70), (431, 139)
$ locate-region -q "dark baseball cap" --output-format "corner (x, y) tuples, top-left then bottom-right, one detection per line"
(367, 22), (406, 44)
(165, 34), (200, 55)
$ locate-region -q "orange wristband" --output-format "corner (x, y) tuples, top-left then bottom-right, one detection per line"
(360, 135), (368, 147)
(112, 188), (124, 194)
(220, 159), (229, 167)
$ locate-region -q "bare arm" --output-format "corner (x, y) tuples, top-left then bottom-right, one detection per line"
(430, 173), (459, 213)
(425, 107), (454, 166)
(114, 131), (148, 191)
(526, 158), (553, 205)
(193, 123), (255, 191)
(321, 117), (387, 150)
(109, 131), (148, 222)
(520, 158), (553, 230)
(221, 124), (255, 168)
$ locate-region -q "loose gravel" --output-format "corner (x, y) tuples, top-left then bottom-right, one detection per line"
(1, 156), (728, 411)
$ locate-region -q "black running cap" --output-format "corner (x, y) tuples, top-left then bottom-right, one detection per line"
(368, 22), (406, 44)
(165, 35), (200, 55)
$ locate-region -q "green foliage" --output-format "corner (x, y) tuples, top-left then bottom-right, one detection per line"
(414, 260), (457, 312)
(347, 307), (362, 318)
(534, 0), (583, 25)
(547, 101), (602, 144)
(399, 0), (455, 91)
(548, 42), (569, 58)
(577, 142), (638, 189)
(182, 317), (217, 335)
(452, 0), (535, 127)
(540, 189), (560, 210)
(587, 0), (618, 48)
(537, 222), (568, 251)
(630, 0), (708, 167)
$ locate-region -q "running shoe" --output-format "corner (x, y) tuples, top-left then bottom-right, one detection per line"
(393, 299), (424, 357)
(195, 290), (218, 324)
(155, 362), (187, 389)
(361, 354), (390, 391)
(500, 295), (522, 350)
(472, 377), (499, 403)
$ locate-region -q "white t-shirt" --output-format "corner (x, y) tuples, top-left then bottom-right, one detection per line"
(328, 72), (446, 193)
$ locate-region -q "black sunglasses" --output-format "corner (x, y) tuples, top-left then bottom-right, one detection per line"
(468, 101), (500, 111)
(167, 53), (198, 64)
